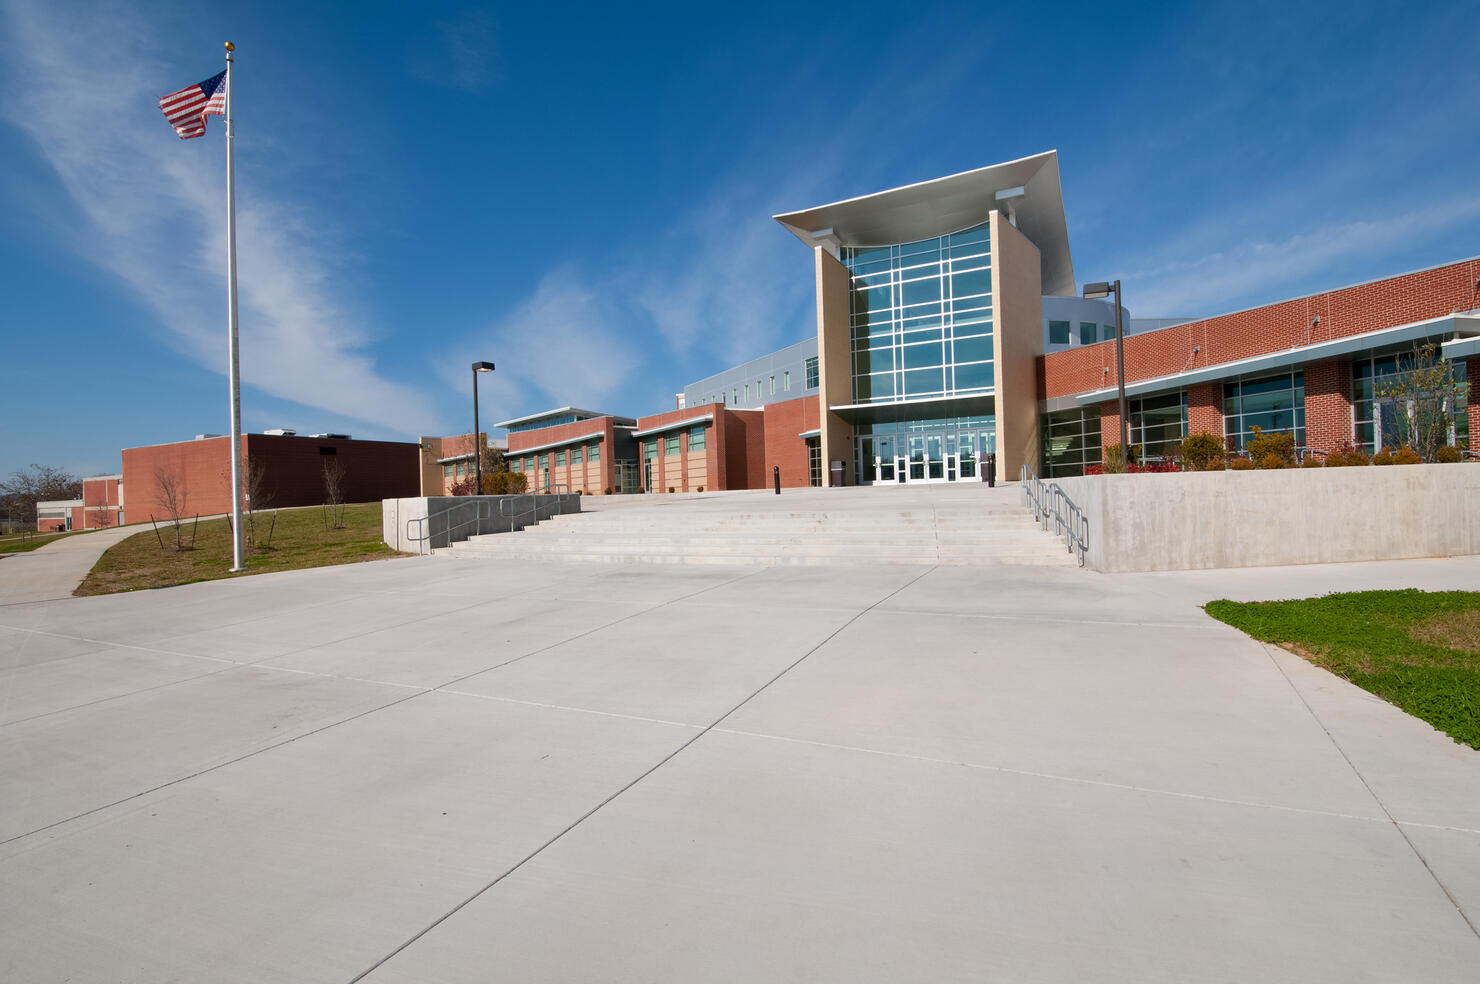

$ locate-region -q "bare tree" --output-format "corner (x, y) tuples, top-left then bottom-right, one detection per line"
(243, 456), (275, 546)
(1373, 343), (1464, 461)
(0, 463), (81, 531)
(321, 458), (347, 530)
(154, 464), (189, 550)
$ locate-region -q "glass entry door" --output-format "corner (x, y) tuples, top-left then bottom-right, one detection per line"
(907, 436), (927, 481)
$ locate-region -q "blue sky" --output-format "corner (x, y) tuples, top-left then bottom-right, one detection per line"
(2, 0), (1477, 479)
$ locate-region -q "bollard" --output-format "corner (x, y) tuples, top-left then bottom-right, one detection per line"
(773, 465), (781, 495)
(986, 453), (997, 488)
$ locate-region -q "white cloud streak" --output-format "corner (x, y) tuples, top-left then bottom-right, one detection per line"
(1123, 194), (1480, 316)
(0, 2), (436, 435)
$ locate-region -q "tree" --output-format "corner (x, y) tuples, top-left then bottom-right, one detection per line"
(321, 458), (347, 530)
(243, 456), (275, 547)
(1373, 344), (1464, 462)
(154, 464), (189, 550)
(0, 463), (81, 531)
(87, 481), (113, 529)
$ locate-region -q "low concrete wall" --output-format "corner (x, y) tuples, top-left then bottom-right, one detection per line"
(1053, 464), (1480, 573)
(382, 494), (582, 553)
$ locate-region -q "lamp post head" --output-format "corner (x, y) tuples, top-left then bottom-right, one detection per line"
(472, 361), (496, 373)
(1083, 282), (1112, 299)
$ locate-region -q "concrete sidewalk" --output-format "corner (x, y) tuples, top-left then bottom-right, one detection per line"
(0, 554), (1477, 981)
(0, 524), (149, 605)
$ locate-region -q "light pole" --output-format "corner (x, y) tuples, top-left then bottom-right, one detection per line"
(471, 361), (495, 492)
(1083, 281), (1129, 459)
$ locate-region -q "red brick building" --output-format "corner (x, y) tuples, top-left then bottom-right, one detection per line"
(121, 433), (420, 521)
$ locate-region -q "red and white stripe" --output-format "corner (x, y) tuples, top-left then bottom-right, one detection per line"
(158, 78), (224, 140)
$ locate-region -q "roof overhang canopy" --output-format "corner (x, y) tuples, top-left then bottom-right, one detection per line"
(773, 150), (1075, 296)
(632, 414), (714, 439)
(507, 431), (606, 456)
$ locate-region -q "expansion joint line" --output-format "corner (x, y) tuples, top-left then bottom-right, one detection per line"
(1259, 642), (1480, 941)
(0, 568), (767, 849)
(346, 564), (941, 983)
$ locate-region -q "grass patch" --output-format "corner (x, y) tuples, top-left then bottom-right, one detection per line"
(75, 502), (406, 596)
(1204, 590), (1480, 750)
(0, 529), (84, 555)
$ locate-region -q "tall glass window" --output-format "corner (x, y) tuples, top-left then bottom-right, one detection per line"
(1079, 322), (1097, 346)
(1048, 321), (1070, 345)
(1042, 407), (1102, 477)
(1224, 371), (1304, 453)
(588, 442), (600, 462)
(1129, 391), (1187, 460)
(805, 357), (819, 389)
(688, 426), (706, 451)
(664, 434), (681, 456)
(842, 221), (992, 404)
(1354, 355), (1468, 452)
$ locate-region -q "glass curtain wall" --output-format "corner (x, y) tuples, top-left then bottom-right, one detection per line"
(1129, 392), (1187, 460)
(1353, 355), (1468, 452)
(841, 222), (994, 404)
(853, 413), (995, 484)
(1042, 407), (1102, 477)
(1224, 371), (1305, 453)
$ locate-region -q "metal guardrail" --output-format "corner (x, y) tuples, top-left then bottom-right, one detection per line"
(405, 498), (494, 556)
(1020, 464), (1089, 567)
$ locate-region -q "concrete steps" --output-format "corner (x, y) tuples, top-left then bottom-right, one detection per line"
(438, 484), (1079, 568)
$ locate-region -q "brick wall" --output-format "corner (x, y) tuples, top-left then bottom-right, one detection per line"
(1186, 383), (1222, 440)
(632, 405), (726, 492)
(80, 476), (124, 528)
(507, 418), (619, 494)
(123, 435), (419, 520)
(1303, 360), (1354, 453)
(1043, 258), (1480, 400)
(760, 396), (821, 488)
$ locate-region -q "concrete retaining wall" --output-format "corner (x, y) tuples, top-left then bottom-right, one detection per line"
(382, 494), (582, 553)
(1052, 464), (1480, 573)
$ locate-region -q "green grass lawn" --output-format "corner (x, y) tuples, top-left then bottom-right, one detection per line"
(76, 502), (407, 596)
(1205, 590), (1480, 750)
(0, 529), (83, 555)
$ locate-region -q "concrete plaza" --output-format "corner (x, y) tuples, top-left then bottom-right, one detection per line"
(1, 548), (1478, 981)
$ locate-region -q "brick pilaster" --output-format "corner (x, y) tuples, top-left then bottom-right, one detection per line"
(1304, 360), (1353, 453)
(1186, 383), (1223, 441)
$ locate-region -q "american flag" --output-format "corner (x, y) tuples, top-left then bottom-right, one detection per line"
(159, 69), (226, 139)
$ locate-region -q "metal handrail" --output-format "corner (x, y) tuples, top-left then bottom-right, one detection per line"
(1020, 464), (1089, 567)
(497, 494), (538, 532)
(405, 498), (494, 556)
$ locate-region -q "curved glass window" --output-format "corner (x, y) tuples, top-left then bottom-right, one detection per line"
(842, 222), (993, 404)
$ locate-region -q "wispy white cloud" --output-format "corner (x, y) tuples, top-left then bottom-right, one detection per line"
(412, 11), (496, 93)
(0, 1), (436, 434)
(447, 269), (639, 425)
(1123, 193), (1480, 316)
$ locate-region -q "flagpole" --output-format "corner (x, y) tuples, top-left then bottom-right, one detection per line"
(224, 41), (245, 572)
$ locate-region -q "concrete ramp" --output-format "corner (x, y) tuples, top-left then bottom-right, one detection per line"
(440, 484), (1078, 567)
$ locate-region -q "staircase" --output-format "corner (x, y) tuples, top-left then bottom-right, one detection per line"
(439, 483), (1079, 568)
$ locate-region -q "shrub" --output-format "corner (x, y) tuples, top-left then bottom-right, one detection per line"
(1229, 457), (1255, 471)
(1301, 456), (1323, 468)
(1393, 445), (1423, 465)
(1258, 452), (1290, 470)
(605, 487), (612, 495)
(1127, 460), (1180, 474)
(1324, 451), (1348, 467)
(1202, 456), (1226, 471)
(487, 470), (527, 495)
(1346, 449), (1371, 466)
(1372, 447), (1394, 466)
(1437, 445), (1462, 463)
(697, 485), (705, 492)
(1102, 444), (1134, 474)
(1177, 432), (1225, 471)
(1084, 464), (1105, 476)
(668, 486), (676, 494)
(1247, 425), (1296, 467)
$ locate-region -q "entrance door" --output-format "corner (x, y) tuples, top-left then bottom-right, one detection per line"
(907, 436), (927, 482)
(959, 433), (978, 480)
(926, 435), (944, 481)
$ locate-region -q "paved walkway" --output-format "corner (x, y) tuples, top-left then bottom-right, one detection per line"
(1, 553), (1477, 981)
(0, 524), (149, 605)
